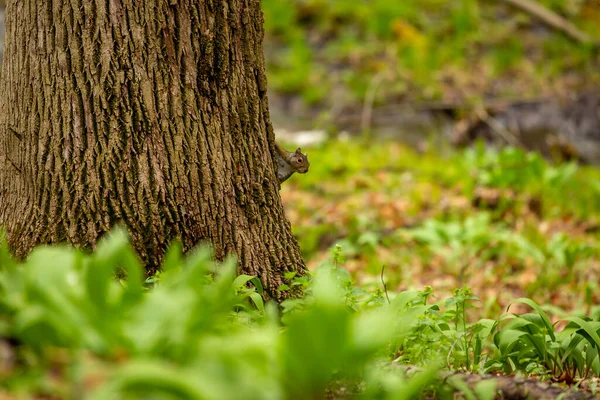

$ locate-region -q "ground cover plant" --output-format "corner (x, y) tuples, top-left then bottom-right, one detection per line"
(0, 230), (451, 399)
(282, 141), (600, 318)
(2, 142), (600, 399)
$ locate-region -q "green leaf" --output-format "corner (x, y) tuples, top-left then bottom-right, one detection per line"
(394, 364), (440, 400)
(508, 298), (556, 341)
(250, 277), (264, 294)
(92, 228), (143, 305)
(232, 274), (257, 289)
(474, 378), (497, 400)
(162, 240), (183, 273)
(495, 329), (529, 355)
(88, 361), (217, 400)
(564, 317), (600, 351)
(249, 292), (265, 314)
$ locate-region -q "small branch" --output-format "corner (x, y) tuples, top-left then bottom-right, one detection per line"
(380, 265), (390, 304)
(504, 0), (597, 46)
(474, 106), (524, 148)
(361, 71), (387, 135)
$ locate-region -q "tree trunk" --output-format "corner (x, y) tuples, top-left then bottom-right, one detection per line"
(0, 0), (306, 299)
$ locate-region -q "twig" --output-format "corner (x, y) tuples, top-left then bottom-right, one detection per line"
(474, 106), (524, 147)
(361, 71), (387, 135)
(503, 0), (597, 46)
(380, 265), (390, 304)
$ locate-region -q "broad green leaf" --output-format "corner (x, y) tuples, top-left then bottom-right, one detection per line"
(249, 292), (265, 313)
(495, 329), (529, 355)
(88, 361), (217, 400)
(564, 317), (600, 351)
(232, 274), (258, 289)
(509, 298), (556, 341)
(474, 379), (497, 400)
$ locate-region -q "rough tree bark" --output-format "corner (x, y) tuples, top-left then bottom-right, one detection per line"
(0, 0), (306, 299)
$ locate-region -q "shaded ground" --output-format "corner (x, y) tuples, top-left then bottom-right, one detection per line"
(271, 91), (600, 164)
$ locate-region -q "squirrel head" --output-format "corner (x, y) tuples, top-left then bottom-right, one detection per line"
(291, 147), (310, 173)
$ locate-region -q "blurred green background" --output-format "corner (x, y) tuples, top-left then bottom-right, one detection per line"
(264, 0), (600, 317)
(263, 0), (599, 109)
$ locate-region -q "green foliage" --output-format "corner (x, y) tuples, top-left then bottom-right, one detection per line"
(1, 141), (600, 397)
(0, 230), (446, 399)
(490, 299), (600, 381)
(262, 0), (600, 104)
(286, 140), (600, 315)
(3, 227), (600, 397)
(463, 145), (579, 195)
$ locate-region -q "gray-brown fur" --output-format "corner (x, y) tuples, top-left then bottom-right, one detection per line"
(274, 144), (310, 183)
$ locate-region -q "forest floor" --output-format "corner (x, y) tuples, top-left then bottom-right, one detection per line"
(276, 139), (600, 397)
(268, 1), (600, 324)
(281, 139), (600, 322)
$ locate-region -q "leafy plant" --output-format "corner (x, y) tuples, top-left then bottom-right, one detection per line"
(490, 298), (600, 381)
(0, 230), (444, 399)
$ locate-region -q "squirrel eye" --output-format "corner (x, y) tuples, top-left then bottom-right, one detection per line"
(297, 158), (302, 163)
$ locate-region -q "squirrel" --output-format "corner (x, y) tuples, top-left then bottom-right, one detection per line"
(274, 143), (310, 183)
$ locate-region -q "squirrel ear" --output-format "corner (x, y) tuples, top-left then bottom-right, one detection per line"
(295, 148), (302, 154)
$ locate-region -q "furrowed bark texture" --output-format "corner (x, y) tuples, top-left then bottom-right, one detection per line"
(0, 0), (305, 298)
